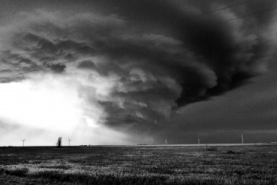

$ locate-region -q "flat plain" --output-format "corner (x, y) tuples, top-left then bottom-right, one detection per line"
(0, 145), (277, 184)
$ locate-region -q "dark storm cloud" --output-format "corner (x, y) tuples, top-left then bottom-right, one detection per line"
(98, 0), (276, 105)
(0, 0), (276, 130)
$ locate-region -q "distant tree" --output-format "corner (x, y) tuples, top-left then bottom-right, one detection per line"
(56, 137), (62, 148)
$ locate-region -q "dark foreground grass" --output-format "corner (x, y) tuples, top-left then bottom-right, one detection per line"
(0, 145), (277, 184)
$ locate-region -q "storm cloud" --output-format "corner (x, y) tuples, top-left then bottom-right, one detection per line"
(0, 0), (276, 136)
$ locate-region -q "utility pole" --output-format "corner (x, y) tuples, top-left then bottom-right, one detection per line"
(21, 139), (26, 147)
(68, 138), (71, 146)
(241, 134), (244, 144)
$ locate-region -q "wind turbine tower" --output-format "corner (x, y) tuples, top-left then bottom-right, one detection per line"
(68, 138), (71, 146)
(241, 134), (244, 144)
(21, 139), (26, 147)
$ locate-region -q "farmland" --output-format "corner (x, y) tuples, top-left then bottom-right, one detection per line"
(0, 145), (277, 184)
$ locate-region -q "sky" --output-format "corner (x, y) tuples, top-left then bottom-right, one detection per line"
(0, 0), (276, 145)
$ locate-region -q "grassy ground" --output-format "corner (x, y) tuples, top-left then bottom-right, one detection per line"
(0, 145), (277, 184)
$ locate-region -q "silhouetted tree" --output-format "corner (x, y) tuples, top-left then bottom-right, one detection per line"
(56, 137), (62, 148)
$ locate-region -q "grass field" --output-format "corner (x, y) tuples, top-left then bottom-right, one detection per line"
(0, 145), (277, 184)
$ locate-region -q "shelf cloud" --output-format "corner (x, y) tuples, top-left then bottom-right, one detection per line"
(0, 0), (276, 144)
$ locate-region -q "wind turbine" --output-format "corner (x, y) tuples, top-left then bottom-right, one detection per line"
(241, 134), (244, 144)
(21, 139), (26, 147)
(68, 138), (71, 146)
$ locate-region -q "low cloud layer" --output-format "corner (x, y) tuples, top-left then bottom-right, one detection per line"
(0, 0), (276, 143)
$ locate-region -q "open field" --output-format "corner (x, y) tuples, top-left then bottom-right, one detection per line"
(0, 145), (277, 184)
